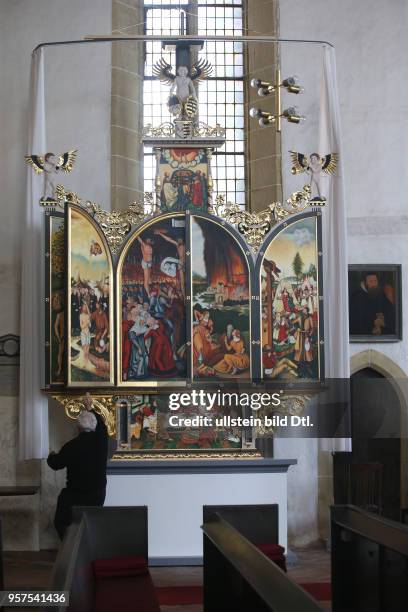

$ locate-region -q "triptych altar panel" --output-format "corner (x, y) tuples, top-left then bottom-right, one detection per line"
(46, 206), (323, 388)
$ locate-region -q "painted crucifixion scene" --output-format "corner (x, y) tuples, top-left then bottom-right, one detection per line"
(120, 218), (187, 382)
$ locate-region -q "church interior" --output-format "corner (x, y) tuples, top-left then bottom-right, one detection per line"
(0, 1), (407, 611)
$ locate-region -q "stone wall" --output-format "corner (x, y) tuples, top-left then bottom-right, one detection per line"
(0, 0), (111, 550)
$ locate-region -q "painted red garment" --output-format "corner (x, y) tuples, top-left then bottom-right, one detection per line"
(277, 323), (288, 343)
(192, 179), (203, 206)
(145, 320), (177, 376)
(121, 320), (133, 375)
(263, 353), (277, 369)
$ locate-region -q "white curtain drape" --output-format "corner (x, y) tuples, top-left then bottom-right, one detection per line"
(319, 45), (351, 452)
(19, 48), (49, 459)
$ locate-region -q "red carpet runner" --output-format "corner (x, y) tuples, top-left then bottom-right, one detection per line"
(156, 586), (203, 606)
(155, 583), (331, 605)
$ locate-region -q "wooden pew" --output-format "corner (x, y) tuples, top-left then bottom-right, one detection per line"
(203, 504), (279, 546)
(49, 506), (160, 612)
(203, 504), (285, 570)
(202, 514), (322, 612)
(331, 504), (408, 612)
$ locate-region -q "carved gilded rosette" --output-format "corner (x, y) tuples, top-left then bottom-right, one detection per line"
(255, 395), (311, 437)
(52, 395), (117, 437)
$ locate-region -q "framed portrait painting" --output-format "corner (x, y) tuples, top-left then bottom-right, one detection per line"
(348, 264), (402, 342)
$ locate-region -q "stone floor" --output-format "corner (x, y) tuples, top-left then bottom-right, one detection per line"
(3, 544), (331, 611)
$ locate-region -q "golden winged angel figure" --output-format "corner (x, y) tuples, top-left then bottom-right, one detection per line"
(25, 149), (77, 204)
(153, 58), (212, 117)
(290, 151), (338, 202)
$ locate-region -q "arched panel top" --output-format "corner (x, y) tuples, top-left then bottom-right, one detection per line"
(116, 212), (185, 269)
(117, 213), (188, 385)
(190, 211), (255, 276)
(66, 203), (114, 387)
(255, 210), (322, 275)
(190, 213), (253, 381)
(257, 211), (323, 382)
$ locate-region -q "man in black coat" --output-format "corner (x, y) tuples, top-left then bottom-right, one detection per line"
(47, 395), (108, 540)
(349, 272), (395, 336)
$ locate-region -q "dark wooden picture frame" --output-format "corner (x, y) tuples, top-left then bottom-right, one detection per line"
(348, 264), (402, 342)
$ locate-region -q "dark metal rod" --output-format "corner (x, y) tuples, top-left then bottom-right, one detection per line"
(33, 34), (334, 54)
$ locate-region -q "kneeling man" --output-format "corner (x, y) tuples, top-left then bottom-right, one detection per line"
(47, 394), (108, 539)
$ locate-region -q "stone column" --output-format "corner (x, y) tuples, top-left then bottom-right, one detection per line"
(111, 0), (145, 211)
(244, 0), (282, 212)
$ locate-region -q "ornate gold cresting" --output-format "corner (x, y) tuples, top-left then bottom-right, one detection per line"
(111, 450), (262, 461)
(214, 184), (314, 253)
(55, 185), (154, 253)
(55, 181), (316, 256)
(55, 184), (82, 207)
(84, 202), (145, 254)
(142, 122), (226, 139)
(52, 394), (117, 437)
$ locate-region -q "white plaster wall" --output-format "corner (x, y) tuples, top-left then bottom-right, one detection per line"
(273, 438), (319, 545)
(280, 0), (408, 544)
(0, 0), (112, 336)
(280, 0), (408, 218)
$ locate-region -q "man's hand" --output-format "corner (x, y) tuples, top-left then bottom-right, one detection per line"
(372, 312), (385, 335)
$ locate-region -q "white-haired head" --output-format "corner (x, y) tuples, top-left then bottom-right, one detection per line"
(77, 410), (97, 432)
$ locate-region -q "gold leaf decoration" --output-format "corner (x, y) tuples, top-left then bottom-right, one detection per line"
(216, 184), (314, 253)
(111, 450), (262, 461)
(52, 395), (117, 437)
(54, 186), (151, 253)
